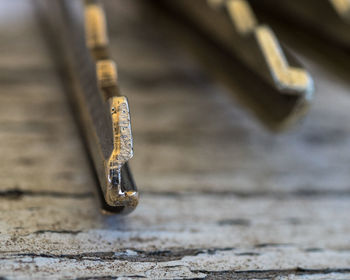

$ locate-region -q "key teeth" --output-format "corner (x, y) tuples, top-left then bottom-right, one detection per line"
(252, 23), (313, 96)
(330, 0), (350, 22)
(103, 96), (135, 209)
(212, 0), (314, 97)
(109, 96), (134, 165)
(104, 165), (138, 210)
(106, 187), (139, 209)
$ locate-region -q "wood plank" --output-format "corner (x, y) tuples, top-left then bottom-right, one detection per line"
(0, 0), (350, 279)
(0, 1), (94, 195)
(1, 195), (350, 252)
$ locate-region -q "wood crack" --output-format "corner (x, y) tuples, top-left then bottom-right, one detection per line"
(143, 189), (350, 199)
(3, 245), (337, 263)
(4, 248), (234, 263)
(191, 268), (350, 279)
(33, 230), (82, 235)
(1, 188), (350, 201)
(0, 189), (93, 200)
(76, 276), (146, 279)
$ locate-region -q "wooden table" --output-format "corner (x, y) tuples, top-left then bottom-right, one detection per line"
(1, 1), (350, 279)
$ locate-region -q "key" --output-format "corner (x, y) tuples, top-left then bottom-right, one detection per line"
(157, 0), (314, 128)
(35, 0), (139, 214)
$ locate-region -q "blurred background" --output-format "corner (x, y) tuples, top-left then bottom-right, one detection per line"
(0, 0), (350, 278)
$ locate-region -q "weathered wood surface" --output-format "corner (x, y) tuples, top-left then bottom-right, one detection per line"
(1, 0), (350, 279)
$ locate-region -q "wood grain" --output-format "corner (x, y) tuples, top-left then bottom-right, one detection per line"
(0, 0), (350, 279)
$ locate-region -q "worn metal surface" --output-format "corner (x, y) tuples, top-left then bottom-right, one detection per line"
(36, 0), (138, 212)
(1, 0), (350, 279)
(250, 0), (350, 51)
(160, 0), (314, 129)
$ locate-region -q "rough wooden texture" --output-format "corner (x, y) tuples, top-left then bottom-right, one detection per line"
(1, 0), (350, 279)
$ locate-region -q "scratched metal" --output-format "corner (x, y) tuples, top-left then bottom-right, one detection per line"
(35, 0), (138, 213)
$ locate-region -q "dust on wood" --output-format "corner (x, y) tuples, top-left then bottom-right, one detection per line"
(0, 0), (350, 279)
